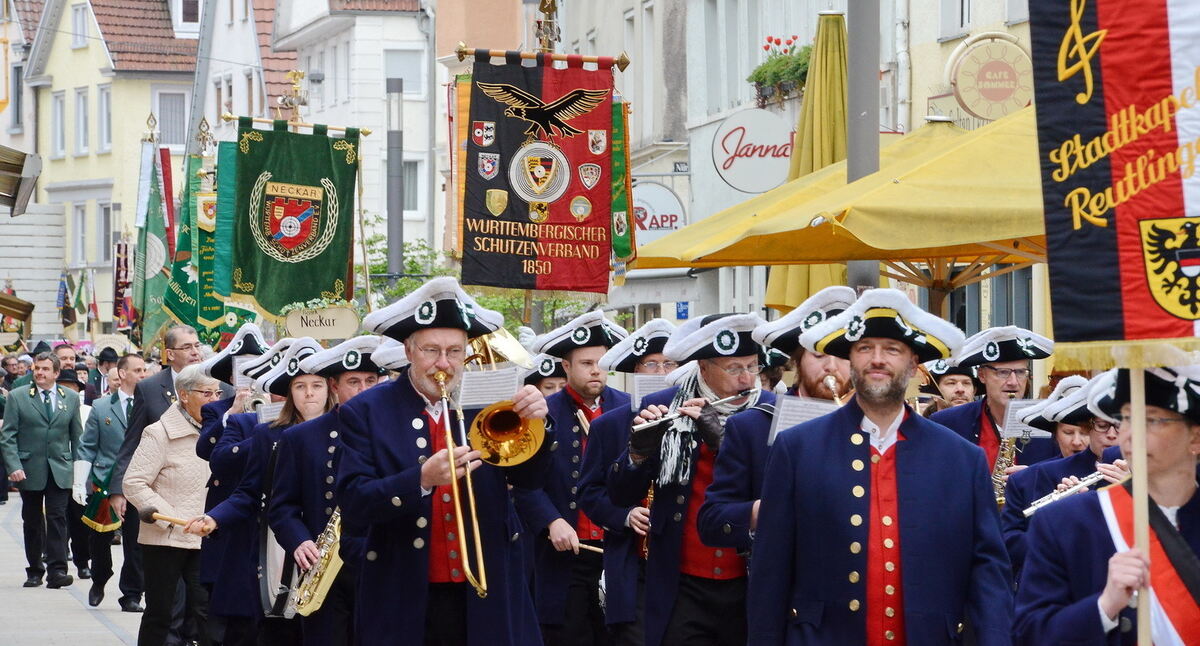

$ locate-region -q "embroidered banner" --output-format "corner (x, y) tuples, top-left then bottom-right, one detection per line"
(459, 57), (616, 293)
(231, 118), (359, 320)
(1030, 0), (1200, 367)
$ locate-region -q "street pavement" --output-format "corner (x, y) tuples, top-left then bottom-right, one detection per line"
(0, 496), (140, 645)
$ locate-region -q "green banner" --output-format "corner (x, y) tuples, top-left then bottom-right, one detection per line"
(132, 142), (171, 348)
(162, 155), (202, 333)
(611, 98), (635, 261)
(232, 119), (358, 320)
(214, 141), (237, 300)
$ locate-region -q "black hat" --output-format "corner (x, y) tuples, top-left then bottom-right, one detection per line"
(954, 326), (1053, 369)
(523, 354), (567, 385)
(32, 340), (51, 355)
(763, 348), (789, 369)
(300, 336), (387, 377)
(257, 338), (323, 398)
(1089, 367), (1200, 426)
(1019, 375), (1089, 431)
(530, 311), (629, 359)
(363, 277), (503, 342)
(598, 318), (674, 373)
(753, 286), (857, 355)
(97, 347), (120, 364)
(55, 370), (85, 390)
(800, 288), (965, 364)
(200, 323), (270, 385)
(664, 313), (765, 363)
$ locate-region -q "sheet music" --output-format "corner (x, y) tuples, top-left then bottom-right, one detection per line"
(232, 356), (254, 389)
(459, 367), (521, 410)
(1001, 398), (1052, 439)
(257, 401), (284, 424)
(630, 374), (671, 410)
(768, 395), (839, 445)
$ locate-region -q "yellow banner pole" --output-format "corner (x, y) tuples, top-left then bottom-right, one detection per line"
(1129, 367), (1151, 644)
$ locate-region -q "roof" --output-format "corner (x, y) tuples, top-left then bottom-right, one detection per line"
(12, 0), (46, 46)
(252, 0), (298, 107)
(89, 0), (196, 72)
(329, 0), (419, 11)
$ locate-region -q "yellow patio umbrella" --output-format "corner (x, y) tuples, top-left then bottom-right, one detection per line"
(633, 106), (1046, 315)
(763, 11), (850, 312)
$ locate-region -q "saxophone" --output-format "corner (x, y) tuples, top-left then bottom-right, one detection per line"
(284, 508), (343, 618)
(991, 393), (1019, 508)
(640, 483), (654, 559)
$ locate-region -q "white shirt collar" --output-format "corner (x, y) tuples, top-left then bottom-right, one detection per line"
(408, 372), (445, 419)
(860, 407), (905, 454)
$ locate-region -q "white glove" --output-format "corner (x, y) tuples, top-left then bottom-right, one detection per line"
(72, 460), (92, 506)
(517, 326), (536, 350)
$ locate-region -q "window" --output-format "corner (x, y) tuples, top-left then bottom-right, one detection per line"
(157, 91), (187, 147)
(97, 203), (113, 262)
(704, 0), (720, 112)
(641, 2), (655, 139)
(586, 29), (597, 56)
(329, 47), (338, 103)
(403, 161), (419, 212)
(315, 50), (325, 109)
(98, 85), (111, 151)
(941, 0), (971, 39)
(182, 0), (199, 22)
(10, 64), (22, 130)
(342, 43), (351, 103)
(623, 10), (635, 107)
(71, 4), (87, 48)
(75, 88), (89, 154)
(723, 0), (737, 108)
(256, 70), (264, 115)
(384, 50), (424, 97)
(243, 0), (249, 20)
(73, 204), (87, 262)
(213, 80), (222, 117)
(227, 0), (234, 23)
(245, 69), (255, 115)
(51, 91), (65, 157)
(225, 77), (233, 114)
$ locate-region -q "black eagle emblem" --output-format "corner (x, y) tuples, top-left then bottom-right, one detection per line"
(1145, 220), (1200, 315)
(476, 82), (610, 140)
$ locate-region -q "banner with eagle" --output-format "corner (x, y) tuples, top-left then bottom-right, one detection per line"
(1029, 0), (1200, 367)
(458, 57), (619, 293)
(230, 118), (359, 320)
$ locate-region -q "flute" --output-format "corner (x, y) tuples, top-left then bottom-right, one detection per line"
(1022, 471), (1108, 517)
(630, 389), (759, 432)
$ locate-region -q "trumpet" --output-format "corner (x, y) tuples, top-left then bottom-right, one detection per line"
(823, 375), (848, 406)
(631, 389), (759, 432)
(434, 371), (488, 598)
(1023, 471), (1107, 517)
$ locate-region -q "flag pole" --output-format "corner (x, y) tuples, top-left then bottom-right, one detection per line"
(1128, 367), (1151, 643)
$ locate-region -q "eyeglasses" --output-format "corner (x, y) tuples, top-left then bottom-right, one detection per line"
(637, 360), (679, 371)
(415, 346), (467, 362)
(190, 389), (223, 399)
(1090, 419), (1117, 433)
(170, 343), (202, 352)
(710, 362), (763, 377)
(981, 366), (1030, 380)
(1113, 413), (1188, 428)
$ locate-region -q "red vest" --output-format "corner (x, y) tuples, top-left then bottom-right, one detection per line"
(426, 410), (466, 584)
(679, 444), (746, 580)
(566, 386), (605, 542)
(866, 434), (907, 646)
(978, 404), (1000, 472)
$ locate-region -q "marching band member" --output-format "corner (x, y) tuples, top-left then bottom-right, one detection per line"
(748, 289), (1013, 645)
(697, 287), (855, 562)
(931, 326), (1058, 471)
(920, 359), (979, 415)
(578, 318), (676, 644)
(201, 337), (293, 644)
(185, 338), (326, 645)
(759, 348), (790, 393)
(524, 354), (568, 397)
(1014, 367), (1200, 644)
(516, 311), (630, 645)
(335, 277), (551, 646)
(268, 335), (387, 645)
(608, 313), (766, 646)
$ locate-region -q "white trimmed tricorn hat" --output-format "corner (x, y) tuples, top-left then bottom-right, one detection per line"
(363, 277), (503, 342)
(954, 326), (1053, 369)
(1019, 374), (1089, 431)
(530, 310), (629, 359)
(199, 323), (269, 385)
(523, 353), (567, 385)
(299, 335), (387, 378)
(599, 318), (675, 373)
(239, 337), (296, 382)
(798, 288), (964, 363)
(753, 286), (857, 355)
(1089, 366), (1200, 426)
(257, 338), (322, 397)
(372, 338), (409, 370)
(664, 313), (766, 363)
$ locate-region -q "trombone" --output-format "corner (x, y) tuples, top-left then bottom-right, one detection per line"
(434, 370), (489, 598)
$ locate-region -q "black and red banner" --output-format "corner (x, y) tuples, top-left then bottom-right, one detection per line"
(1030, 0), (1200, 366)
(458, 55), (616, 293)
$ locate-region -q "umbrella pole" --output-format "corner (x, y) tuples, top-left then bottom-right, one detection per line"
(846, 0), (880, 289)
(927, 288), (950, 319)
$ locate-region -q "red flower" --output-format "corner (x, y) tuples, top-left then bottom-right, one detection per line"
(792, 35), (799, 39)
(774, 37), (782, 45)
(763, 44), (770, 51)
(765, 36), (773, 43)
(786, 38), (794, 45)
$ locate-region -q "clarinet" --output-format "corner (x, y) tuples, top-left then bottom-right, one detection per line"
(1022, 471), (1108, 517)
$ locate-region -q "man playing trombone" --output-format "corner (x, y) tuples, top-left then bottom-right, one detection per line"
(335, 277), (552, 646)
(608, 313), (766, 646)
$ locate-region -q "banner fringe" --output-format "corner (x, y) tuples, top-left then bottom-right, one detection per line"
(1053, 338), (1200, 371)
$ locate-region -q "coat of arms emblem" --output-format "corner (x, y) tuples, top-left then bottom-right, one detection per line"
(1141, 217), (1200, 318)
(588, 130), (607, 155)
(578, 163), (601, 190)
(472, 121), (496, 147)
(485, 189), (508, 216)
(263, 182), (322, 257)
(508, 140), (569, 203)
(478, 153), (500, 180)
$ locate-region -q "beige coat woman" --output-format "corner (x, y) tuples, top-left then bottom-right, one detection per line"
(122, 403), (210, 550)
